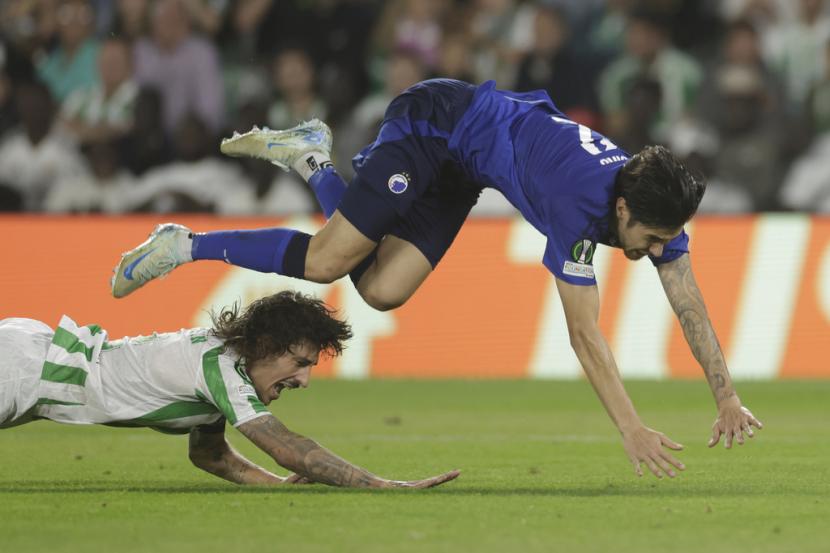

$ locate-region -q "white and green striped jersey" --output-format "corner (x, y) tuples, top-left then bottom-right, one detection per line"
(34, 316), (270, 433)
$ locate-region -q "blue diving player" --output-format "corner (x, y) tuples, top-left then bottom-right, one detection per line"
(110, 79), (763, 479)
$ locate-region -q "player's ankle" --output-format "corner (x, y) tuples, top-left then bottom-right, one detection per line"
(293, 151), (333, 182)
(179, 232), (195, 263)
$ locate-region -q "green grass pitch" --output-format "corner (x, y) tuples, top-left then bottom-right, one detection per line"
(1, 380), (828, 553)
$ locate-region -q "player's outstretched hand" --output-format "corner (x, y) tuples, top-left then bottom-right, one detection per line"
(622, 426), (686, 479)
(384, 469), (461, 489)
(708, 395), (763, 449)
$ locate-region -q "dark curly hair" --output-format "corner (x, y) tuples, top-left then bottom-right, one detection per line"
(615, 145), (706, 229)
(210, 291), (353, 364)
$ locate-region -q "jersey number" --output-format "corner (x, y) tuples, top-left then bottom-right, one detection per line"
(551, 116), (617, 156)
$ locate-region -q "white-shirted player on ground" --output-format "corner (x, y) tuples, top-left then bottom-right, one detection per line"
(0, 291), (459, 489)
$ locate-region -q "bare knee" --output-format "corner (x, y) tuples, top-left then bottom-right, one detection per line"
(361, 291), (408, 311)
(357, 281), (412, 311)
(303, 242), (359, 284)
(304, 257), (350, 284)
(304, 221), (376, 284)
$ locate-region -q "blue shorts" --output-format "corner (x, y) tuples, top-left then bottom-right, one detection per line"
(337, 79), (481, 267)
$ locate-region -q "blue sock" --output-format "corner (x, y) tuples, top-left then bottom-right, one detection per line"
(308, 166), (347, 219)
(191, 228), (310, 278)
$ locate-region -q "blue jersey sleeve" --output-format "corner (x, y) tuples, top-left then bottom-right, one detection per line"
(542, 216), (599, 286)
(649, 229), (690, 266)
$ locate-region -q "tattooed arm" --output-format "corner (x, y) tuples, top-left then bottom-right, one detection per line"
(656, 253), (734, 403)
(236, 415), (460, 489)
(188, 420), (299, 485)
(657, 254), (763, 448)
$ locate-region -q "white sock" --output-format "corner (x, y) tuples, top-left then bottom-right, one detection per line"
(177, 232), (194, 263)
(293, 151), (332, 182)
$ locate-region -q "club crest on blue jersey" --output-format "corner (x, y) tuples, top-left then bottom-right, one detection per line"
(388, 173), (410, 194)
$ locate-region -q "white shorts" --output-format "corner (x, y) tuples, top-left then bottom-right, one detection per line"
(0, 318), (53, 428)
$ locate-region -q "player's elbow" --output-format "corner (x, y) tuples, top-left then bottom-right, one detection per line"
(188, 448), (212, 471)
(188, 444), (223, 474)
(187, 448), (211, 470)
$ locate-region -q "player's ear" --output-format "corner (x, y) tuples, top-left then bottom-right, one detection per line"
(616, 197), (628, 219)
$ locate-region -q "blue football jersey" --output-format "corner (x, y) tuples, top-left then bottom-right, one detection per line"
(449, 80), (688, 285)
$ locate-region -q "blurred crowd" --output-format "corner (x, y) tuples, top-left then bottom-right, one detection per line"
(1, 0), (829, 215)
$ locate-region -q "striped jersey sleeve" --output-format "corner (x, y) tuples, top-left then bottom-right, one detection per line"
(198, 346), (271, 427)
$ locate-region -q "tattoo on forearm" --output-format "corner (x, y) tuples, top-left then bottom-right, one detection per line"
(659, 256), (735, 403)
(239, 416), (385, 488)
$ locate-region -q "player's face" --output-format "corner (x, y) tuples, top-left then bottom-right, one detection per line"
(615, 198), (682, 261)
(247, 342), (320, 405)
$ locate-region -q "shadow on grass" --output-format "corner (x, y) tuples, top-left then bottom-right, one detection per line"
(0, 481), (821, 498)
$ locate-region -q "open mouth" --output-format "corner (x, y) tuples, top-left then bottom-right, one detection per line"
(273, 381), (297, 400)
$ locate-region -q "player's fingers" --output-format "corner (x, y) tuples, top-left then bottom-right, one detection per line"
(416, 470), (461, 489)
(630, 457), (643, 477)
(735, 427), (745, 445)
(708, 426), (722, 448)
(660, 434), (684, 451)
(749, 416), (763, 429)
(744, 423), (754, 438)
(415, 474), (457, 489)
(654, 456), (676, 478)
(644, 458), (662, 479)
(660, 450), (686, 471)
(724, 430), (733, 449)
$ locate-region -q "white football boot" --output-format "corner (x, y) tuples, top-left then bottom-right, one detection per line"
(219, 118), (332, 171)
(110, 223), (193, 298)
